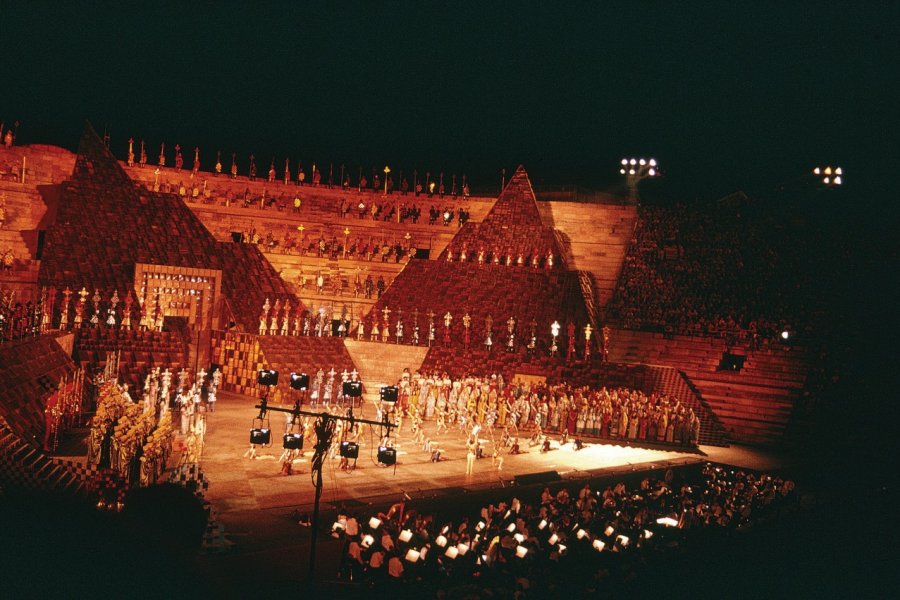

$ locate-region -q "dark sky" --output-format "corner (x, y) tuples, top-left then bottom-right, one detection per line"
(2, 1), (897, 203)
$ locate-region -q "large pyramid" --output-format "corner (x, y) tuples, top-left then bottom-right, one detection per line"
(367, 166), (590, 379)
(38, 123), (301, 331)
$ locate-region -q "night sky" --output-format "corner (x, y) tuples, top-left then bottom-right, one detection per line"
(2, 2), (897, 204)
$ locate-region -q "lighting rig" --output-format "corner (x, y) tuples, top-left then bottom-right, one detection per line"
(813, 165), (843, 186)
(619, 157), (659, 202)
(251, 370), (396, 585)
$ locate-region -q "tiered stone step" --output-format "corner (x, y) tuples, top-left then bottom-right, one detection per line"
(0, 144), (77, 186)
(0, 336), (77, 445)
(605, 328), (809, 445)
(0, 415), (89, 496)
(537, 202), (636, 309)
(343, 339), (428, 401)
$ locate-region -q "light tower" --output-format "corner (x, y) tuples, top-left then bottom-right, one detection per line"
(813, 166), (843, 186)
(620, 157), (659, 202)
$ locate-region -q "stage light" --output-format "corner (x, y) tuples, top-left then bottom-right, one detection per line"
(361, 534), (374, 548)
(339, 441), (359, 459)
(257, 369), (279, 386)
(657, 516), (679, 527)
(834, 176), (842, 185)
(577, 529), (587, 539)
(514, 533), (525, 543)
(620, 168), (626, 174)
(621, 158), (628, 165)
(369, 517), (382, 529)
(435, 535), (448, 547)
(404, 548), (420, 562)
(643, 529), (654, 539)
(290, 372), (309, 390)
(250, 427), (271, 445)
(419, 546), (429, 559)
(639, 158), (646, 165)
(457, 543), (469, 556)
(380, 385), (398, 403)
(648, 168), (656, 176)
(649, 158), (657, 166)
(444, 546), (459, 559)
(593, 539), (605, 551)
(629, 169), (636, 175)
(824, 166), (832, 175)
(515, 545), (528, 558)
(604, 525), (614, 537)
(441, 525), (449, 534)
(282, 432), (303, 450)
(630, 158), (637, 165)
(343, 380), (362, 397)
(781, 330), (790, 340)
(616, 534), (630, 547)
(548, 533), (559, 545)
(813, 167), (821, 175)
(399, 529), (413, 543)
(377, 446), (397, 466)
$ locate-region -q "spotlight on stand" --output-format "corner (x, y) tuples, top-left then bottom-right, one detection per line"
(343, 380), (363, 398)
(258, 369), (279, 386)
(282, 432), (304, 450)
(380, 385), (398, 403)
(290, 372), (309, 390)
(339, 441), (359, 459)
(250, 425), (271, 445)
(378, 446), (397, 466)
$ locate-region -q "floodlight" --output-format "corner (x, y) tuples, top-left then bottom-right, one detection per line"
(457, 543), (469, 556)
(514, 533), (524, 543)
(604, 526), (614, 537)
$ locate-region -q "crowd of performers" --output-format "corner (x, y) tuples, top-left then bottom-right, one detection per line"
(336, 464), (796, 593)
(87, 363), (221, 489)
(391, 371), (701, 451)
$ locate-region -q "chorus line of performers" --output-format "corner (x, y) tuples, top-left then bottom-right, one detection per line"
(391, 371), (700, 448)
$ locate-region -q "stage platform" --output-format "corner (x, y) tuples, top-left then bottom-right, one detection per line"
(200, 392), (784, 517)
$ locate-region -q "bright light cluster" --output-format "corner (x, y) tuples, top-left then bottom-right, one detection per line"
(620, 157), (658, 177)
(813, 166), (843, 186)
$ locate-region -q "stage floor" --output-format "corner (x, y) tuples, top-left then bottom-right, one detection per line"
(199, 392), (783, 516)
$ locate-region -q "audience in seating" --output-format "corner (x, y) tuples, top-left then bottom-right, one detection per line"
(608, 202), (815, 345)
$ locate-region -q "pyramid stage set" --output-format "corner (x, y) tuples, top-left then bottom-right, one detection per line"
(0, 125), (834, 596)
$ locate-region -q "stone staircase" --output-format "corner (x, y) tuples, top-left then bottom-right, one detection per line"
(0, 415), (90, 496)
(343, 339), (429, 402)
(605, 328), (809, 445)
(537, 202), (636, 311)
